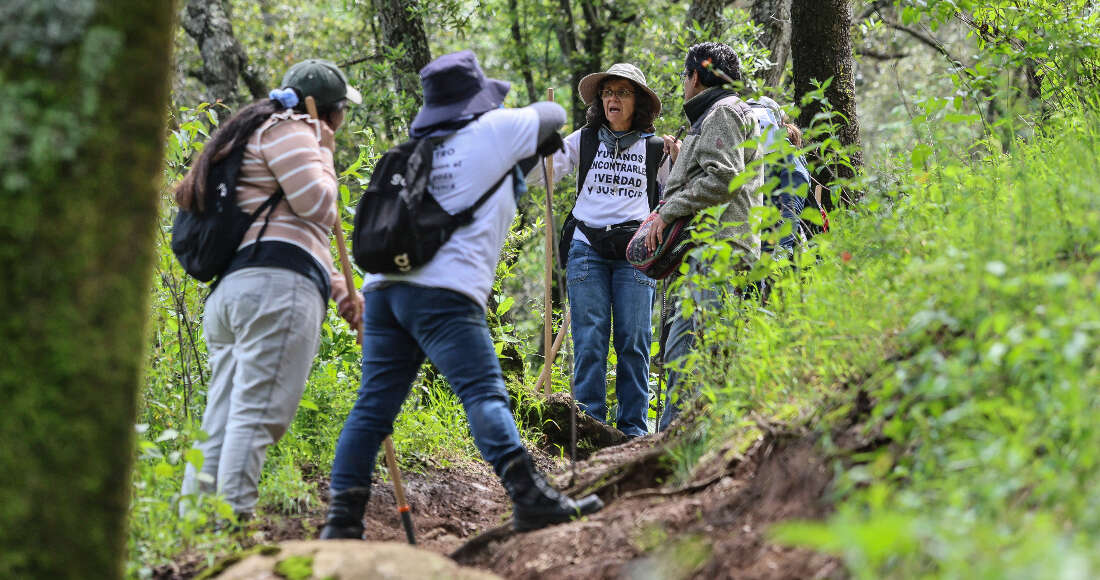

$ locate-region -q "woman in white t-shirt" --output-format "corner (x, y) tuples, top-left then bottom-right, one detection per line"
(532, 63), (679, 437)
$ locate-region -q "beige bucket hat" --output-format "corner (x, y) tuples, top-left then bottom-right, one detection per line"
(577, 63), (662, 117)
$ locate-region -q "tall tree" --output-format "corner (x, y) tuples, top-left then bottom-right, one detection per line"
(0, 2), (175, 579)
(182, 0), (265, 103)
(790, 0), (863, 203)
(751, 0), (793, 87)
(686, 0), (728, 40)
(555, 0), (613, 128)
(508, 0), (539, 103)
(374, 0), (432, 106)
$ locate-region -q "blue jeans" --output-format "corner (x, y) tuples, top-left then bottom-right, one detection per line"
(658, 262), (724, 432)
(566, 240), (655, 437)
(329, 284), (524, 492)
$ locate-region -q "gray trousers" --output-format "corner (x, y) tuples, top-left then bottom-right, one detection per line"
(180, 268), (324, 516)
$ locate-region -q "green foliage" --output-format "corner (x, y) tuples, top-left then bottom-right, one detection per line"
(127, 1), (1100, 577)
(672, 107), (1100, 576)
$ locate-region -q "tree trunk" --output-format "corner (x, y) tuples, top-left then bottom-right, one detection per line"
(181, 0), (265, 104)
(508, 0), (539, 103)
(555, 0), (609, 128)
(790, 0), (863, 205)
(374, 0), (432, 106)
(0, 2), (174, 578)
(751, 0), (793, 87)
(686, 0), (728, 41)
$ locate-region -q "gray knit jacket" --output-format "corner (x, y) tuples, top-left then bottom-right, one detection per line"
(658, 87), (765, 263)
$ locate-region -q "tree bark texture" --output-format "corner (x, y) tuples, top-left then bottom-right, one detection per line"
(751, 0), (793, 87)
(0, 2), (175, 579)
(508, 0), (539, 103)
(555, 0), (609, 128)
(686, 0), (728, 40)
(374, 0), (432, 106)
(182, 0), (265, 103)
(790, 0), (863, 198)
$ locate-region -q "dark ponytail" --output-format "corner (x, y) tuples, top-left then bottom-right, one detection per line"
(174, 99), (283, 211)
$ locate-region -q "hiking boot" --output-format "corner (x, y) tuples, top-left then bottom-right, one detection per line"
(500, 451), (604, 532)
(319, 487), (370, 540)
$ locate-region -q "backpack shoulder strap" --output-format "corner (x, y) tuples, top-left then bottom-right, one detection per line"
(645, 135), (664, 210)
(576, 126), (599, 195)
(452, 169), (513, 221)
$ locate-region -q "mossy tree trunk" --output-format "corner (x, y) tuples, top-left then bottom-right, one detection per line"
(182, 0), (266, 104)
(0, 2), (175, 578)
(751, 0), (793, 88)
(791, 0), (863, 206)
(374, 0), (432, 107)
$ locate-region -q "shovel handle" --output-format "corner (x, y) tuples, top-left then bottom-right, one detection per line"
(383, 436), (415, 544)
(305, 96), (363, 344)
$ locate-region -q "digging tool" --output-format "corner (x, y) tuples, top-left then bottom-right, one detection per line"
(542, 88), (556, 396)
(383, 437), (416, 545)
(306, 96), (416, 545)
(537, 88), (580, 470)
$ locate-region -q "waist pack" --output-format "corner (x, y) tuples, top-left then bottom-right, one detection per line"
(625, 212), (694, 280)
(352, 138), (509, 274)
(171, 142), (283, 283)
(570, 218), (640, 261)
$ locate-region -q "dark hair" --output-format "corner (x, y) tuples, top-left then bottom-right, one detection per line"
(584, 78), (657, 132)
(174, 95), (344, 210)
(684, 42), (742, 88)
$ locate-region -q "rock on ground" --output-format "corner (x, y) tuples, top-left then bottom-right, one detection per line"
(208, 540), (501, 580)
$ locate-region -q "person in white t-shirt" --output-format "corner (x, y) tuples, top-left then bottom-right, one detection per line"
(321, 51), (602, 540)
(530, 63), (680, 437)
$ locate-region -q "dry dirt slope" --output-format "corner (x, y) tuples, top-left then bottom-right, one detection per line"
(176, 420), (849, 580)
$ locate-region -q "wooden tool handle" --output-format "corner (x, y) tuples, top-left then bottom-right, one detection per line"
(305, 96), (362, 344)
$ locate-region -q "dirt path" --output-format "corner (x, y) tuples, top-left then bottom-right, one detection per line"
(161, 424), (846, 579)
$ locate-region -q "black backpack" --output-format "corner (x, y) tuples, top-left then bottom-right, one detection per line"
(171, 142), (283, 283)
(351, 137), (510, 274)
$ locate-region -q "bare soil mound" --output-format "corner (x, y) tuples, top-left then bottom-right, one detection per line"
(452, 434), (843, 579)
(164, 423), (849, 580)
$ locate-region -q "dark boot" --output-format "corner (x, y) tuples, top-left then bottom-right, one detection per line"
(319, 487), (369, 540)
(500, 451), (604, 532)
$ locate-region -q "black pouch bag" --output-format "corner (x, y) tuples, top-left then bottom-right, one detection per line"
(575, 219), (641, 260)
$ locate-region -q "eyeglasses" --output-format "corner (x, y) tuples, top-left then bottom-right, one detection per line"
(599, 89), (635, 99)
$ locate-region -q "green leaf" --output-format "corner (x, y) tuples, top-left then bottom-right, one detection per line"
(185, 448), (204, 470)
(496, 296), (515, 316)
(154, 462), (173, 479)
(910, 143), (933, 169)
(299, 399), (319, 411)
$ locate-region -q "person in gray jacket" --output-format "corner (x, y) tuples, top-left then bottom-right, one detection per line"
(643, 42), (765, 431)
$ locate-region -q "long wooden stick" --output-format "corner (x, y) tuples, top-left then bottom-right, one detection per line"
(383, 437), (415, 545)
(306, 96), (414, 545)
(533, 309), (570, 394)
(542, 87), (555, 396)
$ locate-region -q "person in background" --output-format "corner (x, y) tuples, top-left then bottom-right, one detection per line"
(643, 42), (765, 431)
(530, 63), (678, 437)
(320, 51), (603, 540)
(178, 59), (365, 522)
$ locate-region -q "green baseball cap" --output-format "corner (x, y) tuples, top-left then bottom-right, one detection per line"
(281, 59), (362, 107)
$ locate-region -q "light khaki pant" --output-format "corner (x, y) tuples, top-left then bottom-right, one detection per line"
(180, 267), (324, 516)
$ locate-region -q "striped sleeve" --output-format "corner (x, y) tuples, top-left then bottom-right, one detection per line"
(259, 119), (339, 224)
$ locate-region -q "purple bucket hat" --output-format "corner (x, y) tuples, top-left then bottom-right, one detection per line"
(409, 50), (511, 134)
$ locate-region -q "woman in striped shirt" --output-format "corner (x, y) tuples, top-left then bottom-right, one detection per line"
(177, 59), (364, 523)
